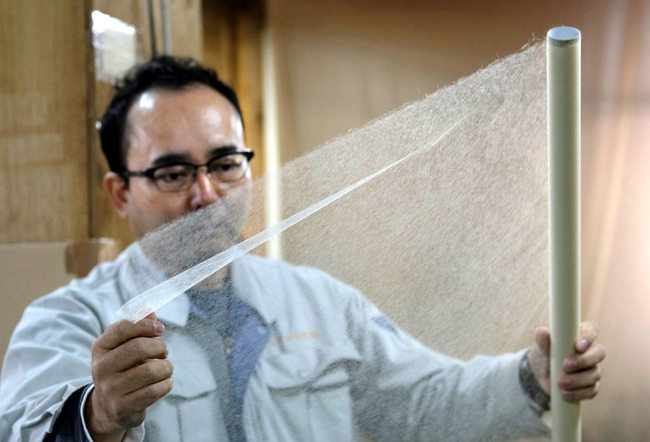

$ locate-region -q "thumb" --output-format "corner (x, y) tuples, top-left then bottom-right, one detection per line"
(143, 311), (158, 322)
(534, 326), (551, 357)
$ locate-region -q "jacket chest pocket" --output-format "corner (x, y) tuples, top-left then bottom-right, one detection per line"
(148, 332), (230, 442)
(256, 344), (362, 442)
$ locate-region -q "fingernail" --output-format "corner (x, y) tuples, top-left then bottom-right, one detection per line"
(559, 378), (571, 388)
(154, 321), (165, 335)
(579, 338), (589, 350)
(564, 358), (577, 371)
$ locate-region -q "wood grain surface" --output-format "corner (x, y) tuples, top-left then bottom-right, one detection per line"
(0, 0), (89, 243)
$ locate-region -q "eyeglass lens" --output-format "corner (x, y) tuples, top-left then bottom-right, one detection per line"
(152, 154), (249, 192)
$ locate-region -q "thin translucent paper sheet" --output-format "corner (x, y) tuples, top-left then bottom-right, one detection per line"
(118, 42), (550, 441)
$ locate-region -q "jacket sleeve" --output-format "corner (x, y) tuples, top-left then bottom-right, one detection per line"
(0, 290), (102, 441)
(43, 384), (91, 442)
(345, 287), (551, 442)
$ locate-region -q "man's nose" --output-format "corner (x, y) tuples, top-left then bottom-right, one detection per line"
(190, 167), (220, 210)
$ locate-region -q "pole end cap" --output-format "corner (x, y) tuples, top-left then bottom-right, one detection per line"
(548, 27), (581, 46)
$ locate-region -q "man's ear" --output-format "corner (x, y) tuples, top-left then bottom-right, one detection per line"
(103, 172), (129, 219)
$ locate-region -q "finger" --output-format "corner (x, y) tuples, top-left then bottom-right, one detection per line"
(95, 317), (165, 351)
(534, 327), (551, 357)
(99, 337), (169, 373)
(144, 311), (158, 322)
(119, 359), (174, 395)
(124, 376), (174, 411)
(561, 381), (600, 402)
(563, 343), (606, 373)
(558, 366), (602, 390)
(575, 321), (600, 353)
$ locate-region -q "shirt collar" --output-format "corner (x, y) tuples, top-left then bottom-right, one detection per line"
(119, 244), (275, 327)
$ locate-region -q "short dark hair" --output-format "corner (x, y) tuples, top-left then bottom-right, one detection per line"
(99, 55), (244, 173)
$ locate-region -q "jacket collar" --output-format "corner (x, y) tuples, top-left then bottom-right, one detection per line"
(118, 243), (191, 326)
(230, 254), (277, 325)
(118, 243), (276, 327)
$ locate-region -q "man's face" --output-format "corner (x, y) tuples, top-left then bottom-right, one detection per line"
(106, 84), (250, 239)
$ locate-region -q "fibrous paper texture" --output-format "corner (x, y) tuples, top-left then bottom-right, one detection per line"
(118, 42), (550, 441)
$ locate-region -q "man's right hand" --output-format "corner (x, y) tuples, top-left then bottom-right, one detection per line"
(85, 312), (173, 442)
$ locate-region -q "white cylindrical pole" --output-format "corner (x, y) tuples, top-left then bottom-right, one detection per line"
(547, 26), (581, 442)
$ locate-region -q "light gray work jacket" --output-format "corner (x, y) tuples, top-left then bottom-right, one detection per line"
(0, 244), (550, 441)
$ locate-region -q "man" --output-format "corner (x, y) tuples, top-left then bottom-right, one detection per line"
(0, 56), (605, 441)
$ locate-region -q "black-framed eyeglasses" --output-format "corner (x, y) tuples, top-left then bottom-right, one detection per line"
(122, 147), (254, 193)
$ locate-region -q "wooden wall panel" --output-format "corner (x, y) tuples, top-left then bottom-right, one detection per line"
(203, 0), (265, 179)
(203, 0), (235, 84)
(0, 0), (89, 243)
(233, 8), (265, 179)
(0, 0), (254, 246)
(88, 0), (151, 247)
(88, 0), (205, 247)
(168, 0), (204, 61)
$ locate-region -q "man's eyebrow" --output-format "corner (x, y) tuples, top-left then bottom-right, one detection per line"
(150, 145), (241, 167)
(151, 153), (192, 167)
(207, 145), (240, 158)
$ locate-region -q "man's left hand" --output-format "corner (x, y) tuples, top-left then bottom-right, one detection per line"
(528, 322), (606, 402)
